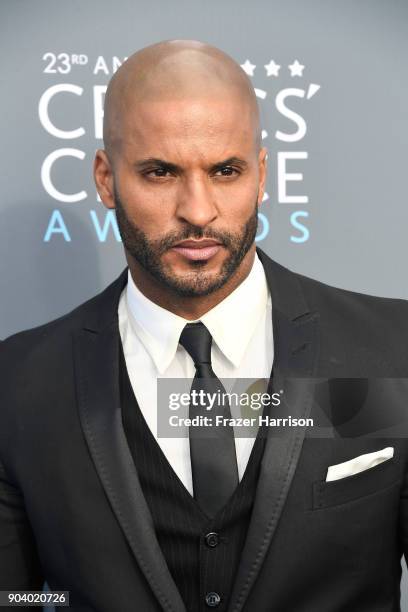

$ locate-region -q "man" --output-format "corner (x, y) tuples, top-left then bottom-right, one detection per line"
(1, 39), (408, 612)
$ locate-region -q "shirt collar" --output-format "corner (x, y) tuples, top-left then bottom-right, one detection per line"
(125, 252), (269, 374)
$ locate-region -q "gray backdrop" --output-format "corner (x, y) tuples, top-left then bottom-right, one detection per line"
(1, 0), (407, 606)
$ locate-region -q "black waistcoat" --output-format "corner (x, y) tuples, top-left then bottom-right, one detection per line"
(119, 342), (267, 612)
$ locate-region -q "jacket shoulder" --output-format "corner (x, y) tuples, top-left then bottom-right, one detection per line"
(1, 268), (128, 358)
(294, 266), (408, 320)
(291, 266), (408, 374)
(257, 249), (408, 373)
(257, 247), (408, 318)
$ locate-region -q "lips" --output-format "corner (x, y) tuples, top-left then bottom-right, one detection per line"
(171, 239), (222, 261)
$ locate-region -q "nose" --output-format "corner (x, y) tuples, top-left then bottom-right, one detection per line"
(175, 174), (218, 228)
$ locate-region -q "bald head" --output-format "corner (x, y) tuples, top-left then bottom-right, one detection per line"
(103, 39), (261, 159)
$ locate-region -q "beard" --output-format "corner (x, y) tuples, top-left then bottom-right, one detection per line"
(114, 185), (259, 297)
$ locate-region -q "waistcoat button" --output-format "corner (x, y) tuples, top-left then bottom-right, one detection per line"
(205, 532), (219, 548)
(205, 592), (221, 607)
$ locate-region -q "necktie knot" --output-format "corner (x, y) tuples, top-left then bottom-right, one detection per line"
(179, 322), (213, 370)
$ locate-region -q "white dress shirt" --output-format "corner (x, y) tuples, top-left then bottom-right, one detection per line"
(118, 252), (273, 495)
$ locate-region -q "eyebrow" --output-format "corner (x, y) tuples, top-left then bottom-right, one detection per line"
(134, 156), (248, 173)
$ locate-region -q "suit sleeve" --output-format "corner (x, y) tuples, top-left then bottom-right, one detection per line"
(0, 458), (44, 592)
(397, 439), (408, 574)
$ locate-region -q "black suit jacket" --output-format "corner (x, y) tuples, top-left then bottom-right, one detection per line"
(1, 247), (408, 612)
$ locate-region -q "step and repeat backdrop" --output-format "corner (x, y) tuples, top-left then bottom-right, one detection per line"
(1, 0), (407, 340)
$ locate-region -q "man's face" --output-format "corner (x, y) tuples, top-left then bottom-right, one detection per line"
(105, 95), (267, 296)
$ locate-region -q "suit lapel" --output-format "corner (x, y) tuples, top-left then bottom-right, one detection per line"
(73, 269), (186, 612)
(227, 249), (320, 612)
(72, 249), (319, 612)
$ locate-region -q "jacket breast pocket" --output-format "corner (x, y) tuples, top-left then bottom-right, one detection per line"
(312, 451), (401, 510)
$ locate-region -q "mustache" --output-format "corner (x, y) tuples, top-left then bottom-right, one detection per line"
(155, 226), (234, 255)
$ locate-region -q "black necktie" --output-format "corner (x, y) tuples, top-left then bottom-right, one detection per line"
(178, 322), (239, 517)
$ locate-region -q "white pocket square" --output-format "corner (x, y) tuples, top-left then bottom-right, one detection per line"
(325, 447), (394, 482)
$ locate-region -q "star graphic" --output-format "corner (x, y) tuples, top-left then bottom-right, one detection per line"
(288, 60), (305, 77)
(240, 59), (256, 76)
(264, 60), (281, 77)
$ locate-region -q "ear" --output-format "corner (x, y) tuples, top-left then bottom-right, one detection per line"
(257, 146), (268, 206)
(93, 149), (115, 209)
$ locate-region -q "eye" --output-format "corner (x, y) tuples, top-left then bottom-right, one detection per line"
(144, 167), (173, 178)
(214, 166), (240, 177)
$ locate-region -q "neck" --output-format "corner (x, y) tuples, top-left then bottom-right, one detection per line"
(126, 246), (256, 320)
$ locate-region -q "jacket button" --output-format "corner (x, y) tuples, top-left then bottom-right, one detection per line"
(205, 592), (221, 608)
(205, 532), (219, 548)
